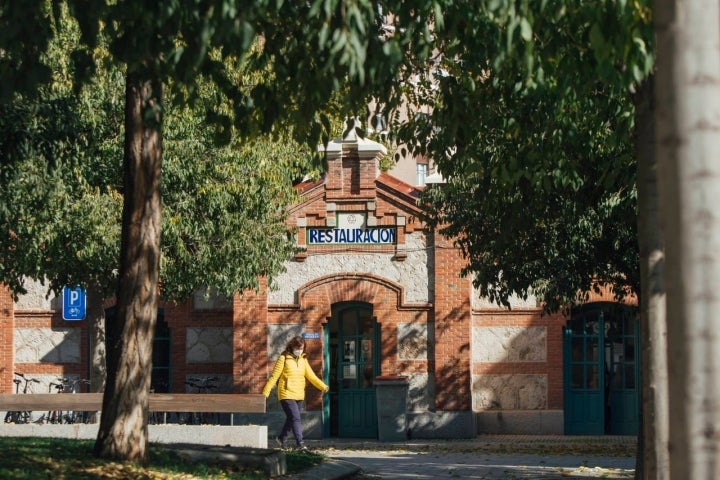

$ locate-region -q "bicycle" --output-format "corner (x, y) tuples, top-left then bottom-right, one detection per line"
(3, 372), (40, 424)
(54, 377), (92, 424)
(182, 376), (219, 425)
(43, 379), (65, 424)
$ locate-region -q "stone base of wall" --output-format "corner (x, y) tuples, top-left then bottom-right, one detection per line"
(234, 412), (325, 440)
(227, 410), (564, 439)
(0, 423), (268, 448)
(476, 409), (563, 435)
(238, 411), (478, 440)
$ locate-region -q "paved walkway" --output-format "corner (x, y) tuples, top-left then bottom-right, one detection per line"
(288, 436), (637, 480)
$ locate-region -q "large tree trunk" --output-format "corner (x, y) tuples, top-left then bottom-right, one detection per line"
(94, 71), (162, 463)
(635, 74), (669, 480)
(655, 1), (720, 478)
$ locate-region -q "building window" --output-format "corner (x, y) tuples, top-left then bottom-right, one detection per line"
(416, 163), (428, 186)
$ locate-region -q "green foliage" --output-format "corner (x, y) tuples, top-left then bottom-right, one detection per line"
(399, 1), (652, 312)
(464, 1), (654, 90)
(161, 100), (308, 301)
(55, 0), (439, 148)
(285, 449), (325, 473)
(0, 6), (327, 302)
(0, 7), (123, 297)
(0, 1), (54, 102)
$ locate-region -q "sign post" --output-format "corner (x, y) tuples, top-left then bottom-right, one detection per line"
(62, 286), (86, 321)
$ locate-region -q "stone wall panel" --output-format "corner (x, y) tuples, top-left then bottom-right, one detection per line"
(472, 326), (546, 363)
(186, 327), (233, 363)
(14, 328), (80, 364)
(472, 374), (547, 410)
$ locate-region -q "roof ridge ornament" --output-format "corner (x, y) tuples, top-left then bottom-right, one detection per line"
(342, 117), (361, 143)
(321, 117), (386, 157)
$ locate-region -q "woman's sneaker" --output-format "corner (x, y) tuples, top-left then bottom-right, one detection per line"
(275, 437), (286, 449)
(297, 443), (308, 451)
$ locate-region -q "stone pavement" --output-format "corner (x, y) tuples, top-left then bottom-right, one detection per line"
(286, 435), (637, 480)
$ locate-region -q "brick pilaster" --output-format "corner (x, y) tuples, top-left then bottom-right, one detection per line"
(233, 278), (269, 394)
(0, 284), (14, 393)
(163, 300), (192, 392)
(432, 232), (472, 411)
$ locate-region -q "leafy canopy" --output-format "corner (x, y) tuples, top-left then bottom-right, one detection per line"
(397, 1), (653, 312)
(0, 4), (325, 301)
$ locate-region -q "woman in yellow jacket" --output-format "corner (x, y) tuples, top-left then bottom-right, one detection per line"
(262, 335), (329, 450)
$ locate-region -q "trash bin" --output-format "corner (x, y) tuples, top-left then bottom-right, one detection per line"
(375, 375), (408, 441)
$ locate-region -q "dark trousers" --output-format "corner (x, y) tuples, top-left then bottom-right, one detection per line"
(279, 399), (304, 445)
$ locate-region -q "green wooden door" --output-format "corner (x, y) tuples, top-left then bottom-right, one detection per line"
(564, 304), (639, 435)
(335, 304), (378, 438)
(606, 309), (640, 435)
(563, 310), (606, 435)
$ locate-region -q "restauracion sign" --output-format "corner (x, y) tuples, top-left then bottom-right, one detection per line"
(308, 227), (396, 245)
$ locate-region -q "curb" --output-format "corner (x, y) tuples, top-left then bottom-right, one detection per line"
(168, 443), (361, 479)
(168, 444), (286, 477)
(287, 458), (361, 480)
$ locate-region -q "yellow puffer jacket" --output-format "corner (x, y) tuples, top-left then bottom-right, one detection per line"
(262, 352), (328, 401)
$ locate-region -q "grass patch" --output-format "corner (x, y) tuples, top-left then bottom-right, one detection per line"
(285, 449), (324, 473)
(0, 437), (323, 479)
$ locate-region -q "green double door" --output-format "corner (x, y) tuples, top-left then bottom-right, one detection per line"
(324, 303), (379, 438)
(563, 304), (639, 435)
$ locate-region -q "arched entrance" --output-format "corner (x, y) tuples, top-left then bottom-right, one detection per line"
(563, 303), (639, 435)
(324, 302), (380, 438)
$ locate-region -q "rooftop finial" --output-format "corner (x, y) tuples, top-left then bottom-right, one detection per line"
(342, 117), (361, 143)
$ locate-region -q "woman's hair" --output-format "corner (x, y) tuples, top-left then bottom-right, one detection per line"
(284, 335), (306, 354)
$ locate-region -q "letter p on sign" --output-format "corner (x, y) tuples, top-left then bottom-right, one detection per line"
(63, 286), (86, 321)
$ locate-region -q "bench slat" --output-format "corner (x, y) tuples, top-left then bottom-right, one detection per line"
(0, 393), (266, 413)
(0, 393), (103, 411)
(149, 394), (265, 413)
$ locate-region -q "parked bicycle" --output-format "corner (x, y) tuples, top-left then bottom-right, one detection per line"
(44, 377), (92, 424)
(43, 379), (65, 424)
(182, 376), (219, 425)
(3, 372), (40, 424)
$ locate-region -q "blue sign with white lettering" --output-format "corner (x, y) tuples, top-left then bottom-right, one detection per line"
(307, 227), (396, 245)
(62, 286), (86, 321)
(302, 332), (321, 340)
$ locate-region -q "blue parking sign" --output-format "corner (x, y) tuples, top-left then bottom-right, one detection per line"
(63, 286), (86, 321)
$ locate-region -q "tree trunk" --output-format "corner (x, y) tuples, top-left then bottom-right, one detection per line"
(94, 70), (162, 463)
(655, 1), (720, 478)
(634, 74), (669, 480)
(86, 284), (106, 424)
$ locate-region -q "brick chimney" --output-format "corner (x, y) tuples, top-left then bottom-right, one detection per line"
(324, 118), (387, 201)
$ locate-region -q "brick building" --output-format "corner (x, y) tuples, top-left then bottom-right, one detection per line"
(0, 128), (639, 438)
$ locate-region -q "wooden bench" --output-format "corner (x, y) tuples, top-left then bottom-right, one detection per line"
(0, 392), (270, 450)
(0, 392), (266, 416)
